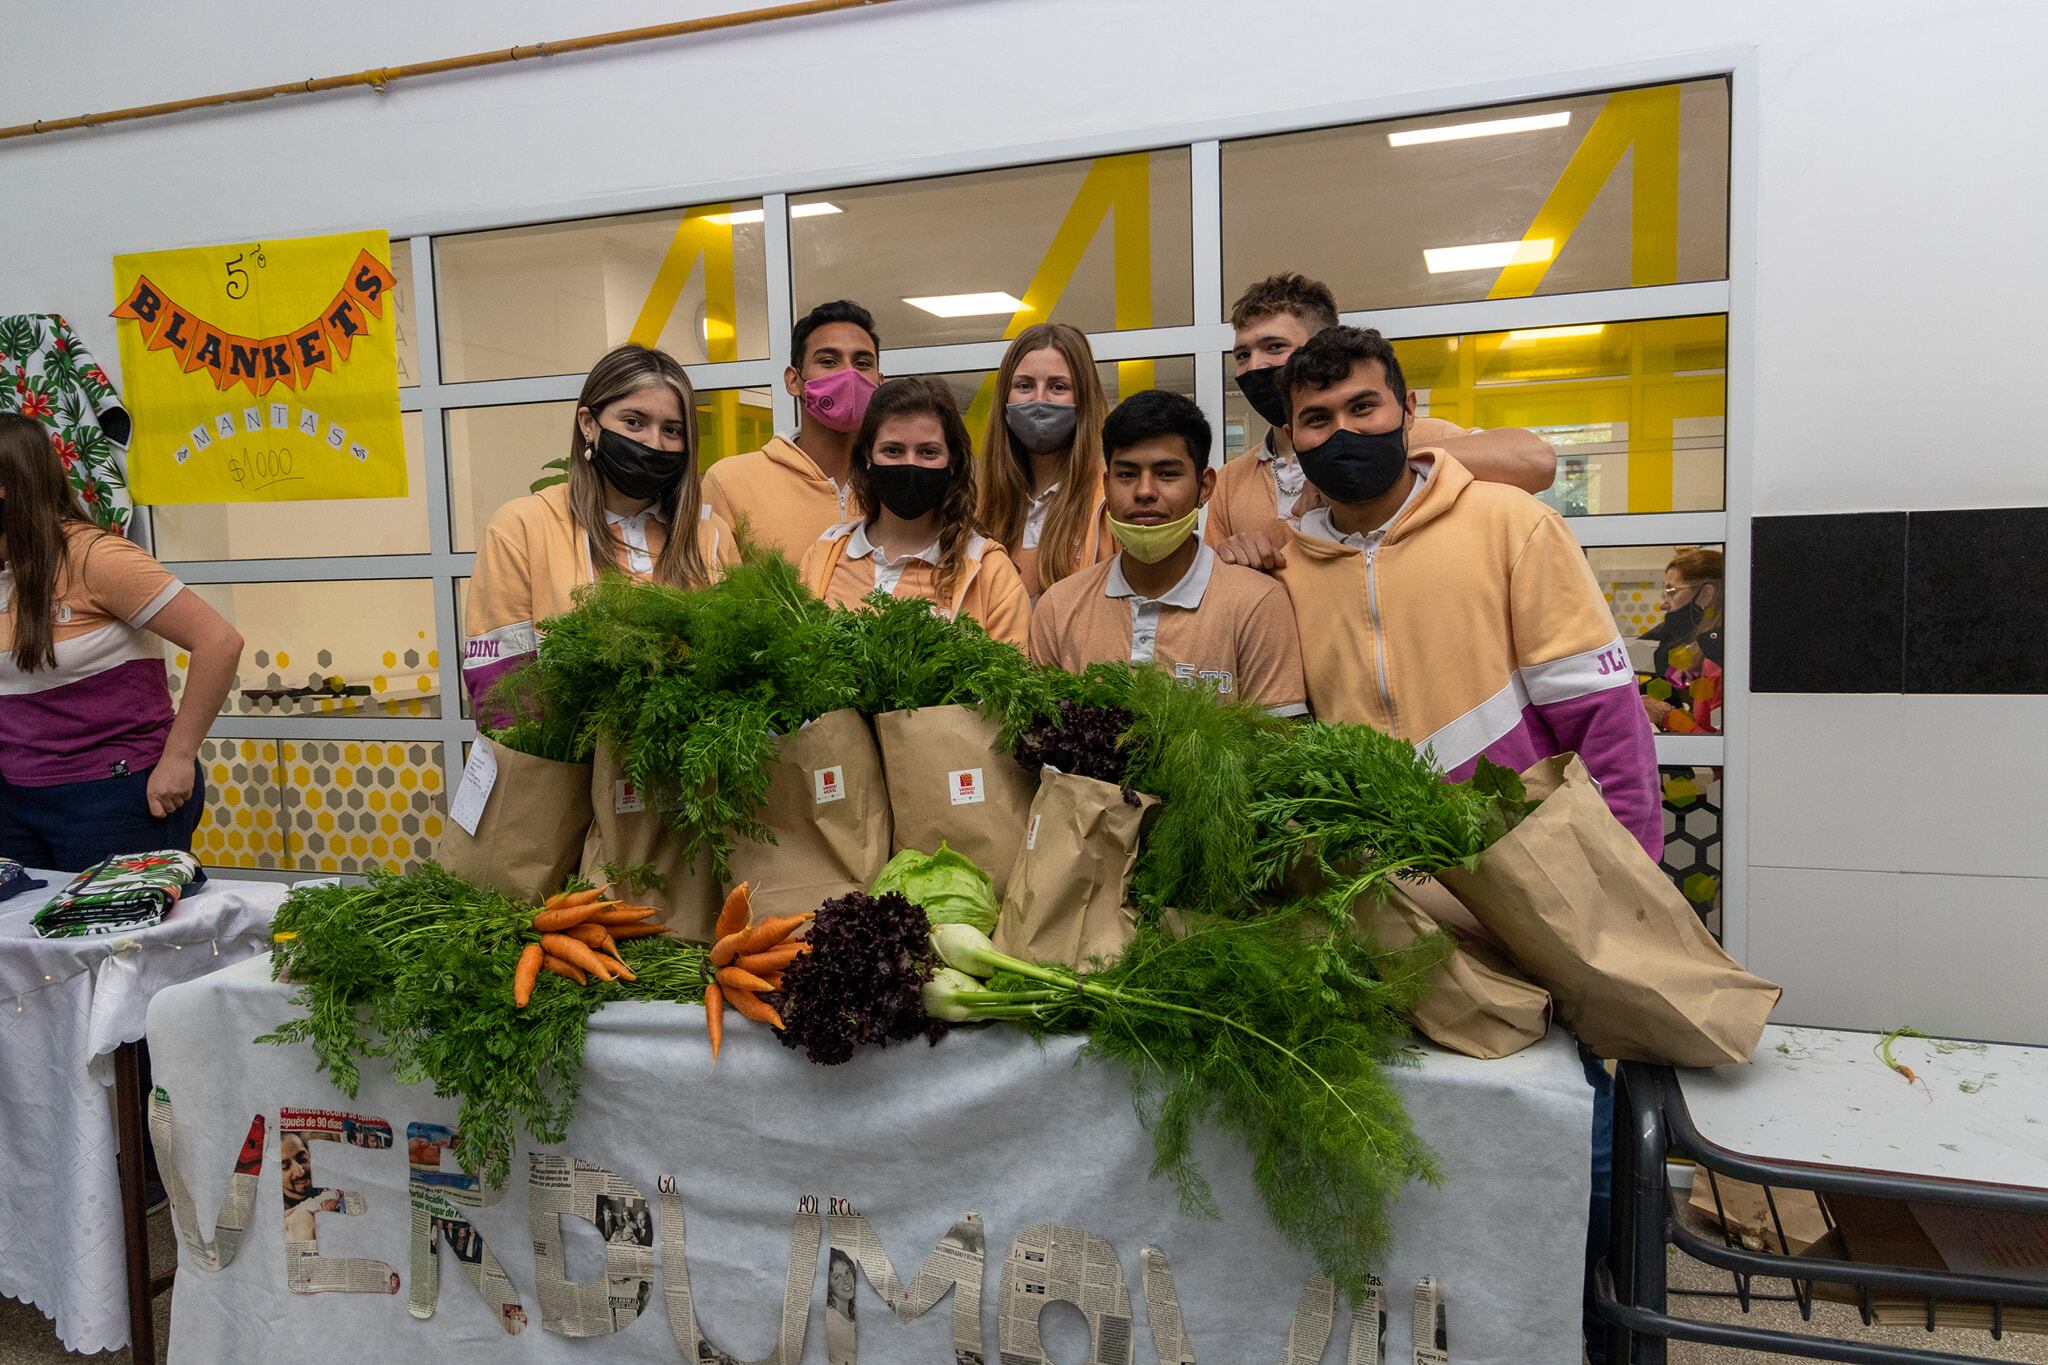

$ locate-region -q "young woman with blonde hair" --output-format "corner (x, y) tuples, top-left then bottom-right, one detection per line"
(802, 377), (1028, 646)
(463, 343), (736, 712)
(973, 322), (1113, 598)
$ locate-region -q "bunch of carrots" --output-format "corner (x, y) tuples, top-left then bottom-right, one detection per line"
(510, 886), (667, 1006)
(704, 882), (811, 1064)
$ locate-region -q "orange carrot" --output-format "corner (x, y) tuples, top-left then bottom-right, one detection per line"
(540, 933), (612, 979)
(533, 899), (619, 933)
(590, 905), (658, 926)
(734, 942), (805, 974)
(512, 943), (545, 1008)
(739, 912), (813, 955)
(705, 982), (725, 1063)
(608, 923), (668, 940)
(540, 889), (570, 910)
(539, 954), (587, 986)
(716, 965), (775, 994)
(709, 928), (750, 968)
(724, 987), (784, 1030)
(566, 922), (619, 955)
(715, 883), (752, 940)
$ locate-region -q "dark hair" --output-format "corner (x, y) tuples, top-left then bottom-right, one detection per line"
(847, 376), (980, 606)
(791, 299), (879, 369)
(1281, 325), (1408, 419)
(1101, 389), (1210, 471)
(1229, 272), (1339, 334)
(0, 412), (95, 673)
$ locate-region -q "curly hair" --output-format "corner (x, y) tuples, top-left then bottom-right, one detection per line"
(847, 377), (982, 611)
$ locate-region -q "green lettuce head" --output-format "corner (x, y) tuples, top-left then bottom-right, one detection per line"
(870, 842), (999, 935)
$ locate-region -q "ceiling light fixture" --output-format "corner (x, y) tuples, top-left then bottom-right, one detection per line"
(1423, 238), (1554, 274)
(1388, 111), (1570, 147)
(705, 203), (842, 226)
(902, 291), (1027, 318)
(1505, 324), (1606, 342)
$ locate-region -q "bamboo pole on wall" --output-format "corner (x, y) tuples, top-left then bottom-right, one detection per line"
(0, 0), (901, 142)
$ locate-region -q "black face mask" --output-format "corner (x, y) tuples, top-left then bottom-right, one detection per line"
(587, 426), (685, 503)
(1296, 425), (1408, 504)
(866, 463), (952, 520)
(1653, 600), (1705, 640)
(1233, 365), (1292, 429)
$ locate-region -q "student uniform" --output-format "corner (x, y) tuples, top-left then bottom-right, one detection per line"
(0, 523), (203, 866)
(1010, 470), (1114, 599)
(1202, 415), (1472, 547)
(800, 520), (1031, 648)
(1274, 450), (1661, 856)
(1028, 543), (1308, 715)
(463, 484), (737, 711)
(699, 436), (856, 562)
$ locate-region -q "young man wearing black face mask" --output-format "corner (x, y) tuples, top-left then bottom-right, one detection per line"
(1210, 273), (1556, 564)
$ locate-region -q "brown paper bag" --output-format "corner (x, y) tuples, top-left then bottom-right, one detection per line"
(725, 708), (892, 919)
(1439, 754), (1780, 1067)
(995, 771), (1158, 968)
(1359, 883), (1553, 1059)
(435, 739), (591, 903)
(577, 742), (720, 943)
(873, 705), (1036, 897)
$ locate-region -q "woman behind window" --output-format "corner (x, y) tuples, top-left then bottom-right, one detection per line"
(801, 376), (1029, 646)
(973, 322), (1113, 598)
(463, 343), (738, 713)
(0, 414), (243, 869)
(1642, 546), (1723, 734)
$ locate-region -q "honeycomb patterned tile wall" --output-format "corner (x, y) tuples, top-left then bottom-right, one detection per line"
(170, 646), (442, 719)
(1604, 579), (1661, 637)
(280, 740), (446, 875)
(191, 738), (289, 869)
(1660, 764), (1723, 939)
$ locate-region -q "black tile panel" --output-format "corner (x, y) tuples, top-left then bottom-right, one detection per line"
(1906, 507), (2048, 694)
(1751, 512), (1906, 693)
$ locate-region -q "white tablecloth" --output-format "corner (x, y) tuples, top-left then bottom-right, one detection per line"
(0, 871), (285, 1354)
(149, 955), (1596, 1364)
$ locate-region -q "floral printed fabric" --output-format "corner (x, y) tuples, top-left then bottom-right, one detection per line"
(0, 314), (133, 534)
(31, 850), (203, 937)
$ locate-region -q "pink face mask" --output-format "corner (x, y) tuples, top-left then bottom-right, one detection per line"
(801, 368), (877, 433)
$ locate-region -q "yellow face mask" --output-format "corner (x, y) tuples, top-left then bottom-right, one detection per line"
(1106, 505), (1201, 563)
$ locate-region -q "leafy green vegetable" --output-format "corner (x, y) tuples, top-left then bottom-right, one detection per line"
(848, 589), (1058, 744)
(1468, 756), (1541, 843)
(928, 913), (1443, 1296)
(260, 863), (710, 1187)
(871, 842), (999, 934)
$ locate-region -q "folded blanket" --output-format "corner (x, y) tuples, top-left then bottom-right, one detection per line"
(0, 858), (46, 904)
(31, 851), (206, 938)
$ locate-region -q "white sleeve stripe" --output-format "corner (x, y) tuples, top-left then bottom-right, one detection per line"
(462, 621), (539, 671)
(1265, 701), (1310, 718)
(128, 579), (184, 629)
(1417, 676), (1527, 774)
(1519, 638), (1637, 706)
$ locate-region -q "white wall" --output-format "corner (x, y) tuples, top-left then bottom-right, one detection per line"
(7, 0), (2045, 1041)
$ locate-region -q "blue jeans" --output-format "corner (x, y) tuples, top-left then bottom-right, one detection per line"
(0, 759), (206, 871)
(1582, 1045), (1615, 1363)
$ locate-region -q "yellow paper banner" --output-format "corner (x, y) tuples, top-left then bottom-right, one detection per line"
(111, 231), (406, 504)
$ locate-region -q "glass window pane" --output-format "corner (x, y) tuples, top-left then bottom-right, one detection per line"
(435, 203), (771, 381)
(391, 238), (421, 387)
(168, 579), (442, 718)
(154, 411), (429, 561)
(446, 389), (770, 553)
(1584, 542), (1726, 737)
(1392, 315), (1726, 515)
(792, 150), (1193, 349)
(930, 357), (1196, 456)
(280, 739), (447, 875)
(1223, 79), (1728, 310)
(1660, 764), (1722, 939)
(192, 738), (288, 870)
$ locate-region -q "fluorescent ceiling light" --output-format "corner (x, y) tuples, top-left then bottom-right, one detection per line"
(1388, 111), (1570, 147)
(704, 203), (841, 226)
(1423, 238), (1554, 273)
(902, 291), (1026, 318)
(1506, 324), (1605, 342)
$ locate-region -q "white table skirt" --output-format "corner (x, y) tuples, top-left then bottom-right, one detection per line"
(148, 954), (1596, 1364)
(0, 871), (284, 1354)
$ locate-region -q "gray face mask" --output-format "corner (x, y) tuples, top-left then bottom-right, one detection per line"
(1003, 400), (1079, 455)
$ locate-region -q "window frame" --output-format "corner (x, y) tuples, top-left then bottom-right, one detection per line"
(138, 50), (1760, 960)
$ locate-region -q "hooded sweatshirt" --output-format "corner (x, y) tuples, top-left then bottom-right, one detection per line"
(1274, 451), (1661, 855)
(801, 521), (1031, 648)
(699, 436), (857, 561)
(1204, 416), (1471, 547)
